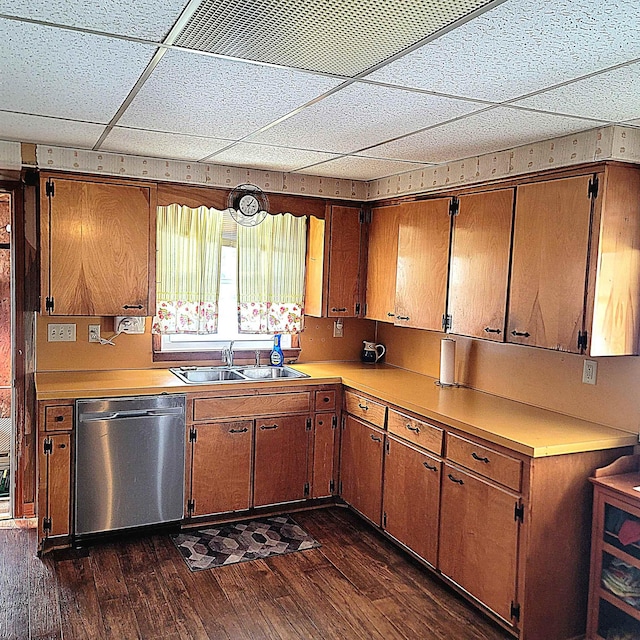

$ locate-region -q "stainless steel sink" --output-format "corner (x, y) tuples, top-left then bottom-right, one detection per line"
(169, 365), (308, 384)
(236, 366), (309, 380)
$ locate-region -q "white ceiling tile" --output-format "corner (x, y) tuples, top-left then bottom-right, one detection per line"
(249, 82), (484, 153)
(0, 19), (156, 122)
(0, 0), (189, 41)
(101, 127), (231, 161)
(512, 63), (640, 123)
(367, 0), (640, 101)
(0, 111), (104, 148)
(210, 143), (339, 172)
(623, 119), (640, 127)
(118, 50), (343, 139)
(359, 107), (603, 164)
(296, 156), (428, 181)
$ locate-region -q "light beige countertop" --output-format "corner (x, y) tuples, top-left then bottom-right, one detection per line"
(36, 362), (637, 458)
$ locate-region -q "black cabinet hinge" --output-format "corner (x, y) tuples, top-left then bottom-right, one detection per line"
(442, 314), (452, 332)
(449, 197), (460, 216)
(383, 512), (387, 528)
(510, 601), (521, 622)
(304, 482), (310, 497)
(588, 175), (599, 199)
(187, 499), (195, 516)
(341, 416), (346, 430)
(45, 179), (55, 197)
(577, 330), (588, 352)
(514, 502), (524, 524)
(43, 517), (52, 533)
(189, 426), (197, 443)
(385, 439), (390, 455)
(306, 418), (312, 431)
(329, 479), (335, 493)
(355, 302), (361, 315)
(331, 415), (337, 429)
(45, 297), (54, 313)
(43, 438), (53, 455)
(359, 209), (371, 224)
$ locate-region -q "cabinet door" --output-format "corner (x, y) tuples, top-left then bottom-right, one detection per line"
(339, 415), (384, 526)
(366, 205), (400, 322)
(191, 421), (252, 516)
(327, 206), (363, 317)
(44, 177), (152, 316)
(395, 199), (451, 331)
(383, 436), (440, 566)
(508, 175), (594, 352)
(39, 433), (71, 539)
(304, 216), (326, 318)
(312, 413), (336, 498)
(439, 464), (520, 624)
(254, 415), (309, 507)
(448, 189), (514, 340)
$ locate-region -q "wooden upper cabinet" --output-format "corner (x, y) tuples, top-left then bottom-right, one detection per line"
(365, 204), (400, 322)
(447, 189), (514, 341)
(41, 174), (154, 316)
(395, 198), (451, 331)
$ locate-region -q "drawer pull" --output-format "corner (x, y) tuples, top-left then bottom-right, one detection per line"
(331, 307), (347, 312)
(260, 424), (278, 430)
(322, 396), (330, 403)
(511, 330), (530, 338)
(370, 434), (382, 443)
(471, 452), (490, 464)
(123, 304), (144, 309)
(358, 403), (369, 411)
(423, 462), (437, 472)
(229, 428), (248, 434)
(405, 424), (420, 434)
(396, 315), (410, 321)
(387, 312), (395, 317)
(484, 327), (502, 334)
(54, 415), (64, 422)
(448, 473), (464, 485)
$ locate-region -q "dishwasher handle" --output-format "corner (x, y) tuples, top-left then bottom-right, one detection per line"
(80, 407), (184, 422)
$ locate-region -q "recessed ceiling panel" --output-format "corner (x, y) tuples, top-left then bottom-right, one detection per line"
(0, 19), (156, 122)
(101, 127), (232, 161)
(512, 63), (640, 123)
(296, 156), (428, 180)
(209, 143), (339, 171)
(0, 111), (104, 148)
(118, 49), (343, 139)
(359, 107), (603, 164)
(174, 0), (496, 76)
(0, 0), (190, 41)
(367, 0), (640, 102)
(249, 82), (484, 153)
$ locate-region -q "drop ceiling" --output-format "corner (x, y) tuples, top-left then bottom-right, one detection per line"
(0, 0), (639, 181)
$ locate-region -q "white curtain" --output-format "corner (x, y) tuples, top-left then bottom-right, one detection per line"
(237, 213), (307, 334)
(152, 204), (224, 334)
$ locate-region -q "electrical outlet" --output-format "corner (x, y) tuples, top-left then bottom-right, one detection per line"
(583, 359), (597, 385)
(47, 323), (76, 342)
(333, 320), (344, 338)
(114, 316), (145, 334)
(88, 325), (101, 343)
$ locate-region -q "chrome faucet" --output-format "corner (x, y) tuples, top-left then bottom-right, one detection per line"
(255, 350), (261, 367)
(222, 341), (235, 367)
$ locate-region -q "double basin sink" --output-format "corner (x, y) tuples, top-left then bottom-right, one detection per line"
(169, 365), (309, 384)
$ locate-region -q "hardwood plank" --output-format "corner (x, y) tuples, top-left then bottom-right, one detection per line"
(0, 529), (31, 640)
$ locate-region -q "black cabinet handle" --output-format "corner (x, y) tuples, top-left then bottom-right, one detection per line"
(406, 424), (420, 434)
(358, 403), (369, 411)
(471, 452), (490, 464)
(260, 424), (278, 430)
(423, 462), (437, 472)
(387, 312), (395, 317)
(59, 443), (66, 449)
(54, 415), (64, 422)
(331, 307), (347, 312)
(370, 434), (382, 442)
(511, 330), (530, 338)
(229, 428), (248, 434)
(396, 315), (410, 321)
(447, 473), (464, 485)
(322, 396), (330, 403)
(484, 327), (502, 334)
(123, 304), (144, 309)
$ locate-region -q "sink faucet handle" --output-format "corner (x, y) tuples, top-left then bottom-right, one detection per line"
(255, 350), (261, 366)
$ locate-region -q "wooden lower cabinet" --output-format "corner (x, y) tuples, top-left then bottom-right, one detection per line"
(340, 415), (384, 526)
(382, 435), (440, 566)
(312, 412), (337, 498)
(254, 415), (310, 507)
(190, 421), (252, 516)
(38, 432), (72, 541)
(439, 463), (520, 625)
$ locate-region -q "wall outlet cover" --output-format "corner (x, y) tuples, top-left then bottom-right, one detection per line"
(583, 359), (597, 385)
(114, 316), (145, 334)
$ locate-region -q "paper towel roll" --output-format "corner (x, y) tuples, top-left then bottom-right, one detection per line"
(439, 338), (456, 386)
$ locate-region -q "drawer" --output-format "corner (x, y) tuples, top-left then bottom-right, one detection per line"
(387, 409), (443, 456)
(193, 392), (311, 421)
(344, 391), (386, 428)
(447, 433), (522, 492)
(44, 405), (74, 432)
(314, 390), (336, 412)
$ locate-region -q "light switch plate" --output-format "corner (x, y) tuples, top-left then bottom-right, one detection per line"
(47, 323), (76, 342)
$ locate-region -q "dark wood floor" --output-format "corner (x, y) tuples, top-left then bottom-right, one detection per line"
(1, 507), (512, 640)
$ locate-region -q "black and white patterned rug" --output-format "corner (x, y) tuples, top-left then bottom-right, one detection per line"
(171, 515), (321, 571)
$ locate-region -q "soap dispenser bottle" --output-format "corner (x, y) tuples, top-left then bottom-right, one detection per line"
(270, 334), (284, 366)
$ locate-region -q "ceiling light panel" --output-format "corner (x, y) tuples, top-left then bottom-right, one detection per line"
(101, 127), (232, 161)
(174, 0), (495, 76)
(209, 142), (339, 171)
(366, 0), (640, 102)
(359, 107), (603, 164)
(296, 156), (428, 181)
(0, 0), (190, 41)
(513, 63), (640, 123)
(0, 19), (157, 123)
(249, 82), (484, 154)
(118, 49), (342, 139)
(0, 111), (104, 148)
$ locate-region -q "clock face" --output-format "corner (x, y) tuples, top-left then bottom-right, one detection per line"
(238, 193), (260, 217)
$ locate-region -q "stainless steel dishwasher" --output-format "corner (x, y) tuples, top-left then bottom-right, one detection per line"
(75, 394), (186, 537)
